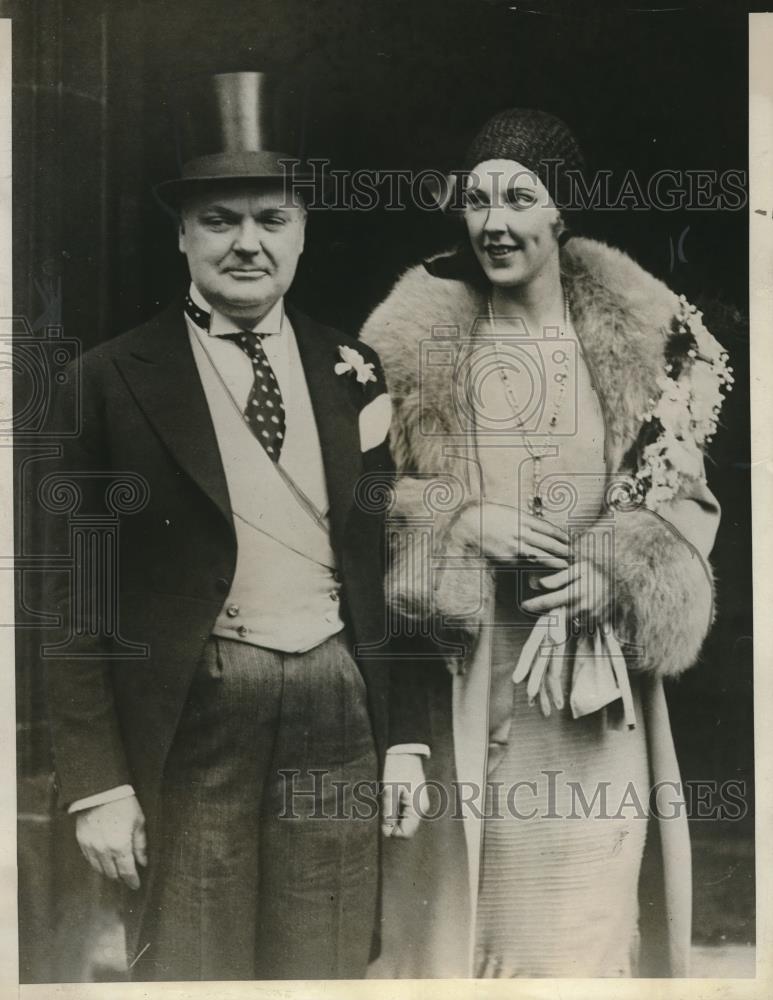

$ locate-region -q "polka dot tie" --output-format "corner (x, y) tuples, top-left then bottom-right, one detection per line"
(224, 331), (286, 461)
(183, 294), (286, 462)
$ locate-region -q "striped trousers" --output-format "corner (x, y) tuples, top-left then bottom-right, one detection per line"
(130, 633), (379, 981)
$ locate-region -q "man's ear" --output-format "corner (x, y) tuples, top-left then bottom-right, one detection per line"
(297, 208), (307, 255)
(178, 219), (186, 255)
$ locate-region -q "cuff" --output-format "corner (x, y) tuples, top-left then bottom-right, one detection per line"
(67, 784), (136, 814)
(579, 506), (715, 677)
(386, 743), (431, 759)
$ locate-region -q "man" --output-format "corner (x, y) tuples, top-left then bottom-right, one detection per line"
(44, 71), (428, 981)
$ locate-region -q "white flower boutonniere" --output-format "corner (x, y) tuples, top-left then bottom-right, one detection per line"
(334, 345), (377, 386)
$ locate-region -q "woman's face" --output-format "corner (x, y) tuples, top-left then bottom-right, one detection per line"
(464, 158), (561, 289)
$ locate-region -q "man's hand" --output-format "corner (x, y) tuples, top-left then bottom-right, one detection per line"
(75, 795), (147, 891)
(381, 753), (428, 840)
(521, 558), (610, 623)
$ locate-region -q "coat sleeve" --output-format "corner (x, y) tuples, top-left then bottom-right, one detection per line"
(579, 473), (719, 678)
(353, 345), (435, 751)
(384, 480), (477, 742)
(42, 355), (133, 808)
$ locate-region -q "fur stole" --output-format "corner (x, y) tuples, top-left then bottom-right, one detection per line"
(360, 237), (727, 676)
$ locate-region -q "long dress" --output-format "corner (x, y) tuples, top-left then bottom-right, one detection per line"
(468, 316), (650, 977)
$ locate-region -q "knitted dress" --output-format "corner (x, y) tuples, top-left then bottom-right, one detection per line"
(470, 315), (649, 976)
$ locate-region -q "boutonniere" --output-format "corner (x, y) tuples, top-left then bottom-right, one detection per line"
(334, 345), (377, 387)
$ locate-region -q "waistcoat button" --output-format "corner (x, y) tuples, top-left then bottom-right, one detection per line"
(226, 604), (239, 618)
(237, 625), (248, 638)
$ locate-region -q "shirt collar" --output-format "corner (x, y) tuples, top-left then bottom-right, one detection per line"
(188, 283), (285, 338)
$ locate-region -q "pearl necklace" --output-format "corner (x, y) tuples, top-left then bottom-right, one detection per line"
(487, 293), (571, 517)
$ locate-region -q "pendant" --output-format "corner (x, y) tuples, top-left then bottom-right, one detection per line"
(531, 494), (543, 516)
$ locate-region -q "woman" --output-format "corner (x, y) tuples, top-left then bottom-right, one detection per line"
(361, 109), (731, 978)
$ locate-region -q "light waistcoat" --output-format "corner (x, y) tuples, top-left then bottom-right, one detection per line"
(187, 301), (345, 653)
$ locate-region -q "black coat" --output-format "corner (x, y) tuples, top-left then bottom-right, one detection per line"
(43, 300), (429, 951)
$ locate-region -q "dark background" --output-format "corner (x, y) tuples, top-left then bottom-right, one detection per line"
(10, 0), (754, 981)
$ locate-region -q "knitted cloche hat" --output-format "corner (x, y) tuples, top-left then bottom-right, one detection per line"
(424, 109), (586, 282)
(463, 107), (585, 210)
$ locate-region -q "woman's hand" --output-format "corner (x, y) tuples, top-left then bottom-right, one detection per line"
(454, 502), (570, 570)
(521, 558), (610, 624)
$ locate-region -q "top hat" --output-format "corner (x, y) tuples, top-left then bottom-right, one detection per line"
(155, 71), (315, 211)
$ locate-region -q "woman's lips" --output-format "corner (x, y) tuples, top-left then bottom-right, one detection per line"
(484, 244), (520, 262)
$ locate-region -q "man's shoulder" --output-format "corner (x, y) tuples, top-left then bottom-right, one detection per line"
(286, 302), (382, 368)
(77, 303), (183, 372)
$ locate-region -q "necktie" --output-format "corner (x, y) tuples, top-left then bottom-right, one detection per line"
(224, 331), (286, 461)
(184, 294), (287, 462)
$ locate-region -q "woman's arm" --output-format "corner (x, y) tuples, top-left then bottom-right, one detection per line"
(579, 476), (720, 677)
(387, 478), (570, 631)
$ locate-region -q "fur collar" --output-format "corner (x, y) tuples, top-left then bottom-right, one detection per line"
(360, 237), (680, 477)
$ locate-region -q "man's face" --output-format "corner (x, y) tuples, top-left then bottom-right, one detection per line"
(179, 182), (306, 324)
(464, 159), (560, 289)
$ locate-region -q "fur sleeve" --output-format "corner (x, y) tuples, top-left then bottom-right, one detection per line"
(387, 477), (493, 632)
(580, 487), (717, 677)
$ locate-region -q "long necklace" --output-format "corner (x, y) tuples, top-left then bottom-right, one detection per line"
(487, 293), (571, 517)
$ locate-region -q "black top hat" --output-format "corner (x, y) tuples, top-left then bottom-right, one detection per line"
(155, 71), (314, 210)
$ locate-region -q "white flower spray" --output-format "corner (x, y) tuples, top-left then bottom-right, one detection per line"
(635, 296), (733, 509)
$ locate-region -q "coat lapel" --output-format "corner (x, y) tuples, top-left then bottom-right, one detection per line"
(112, 303), (234, 532)
(288, 304), (362, 551)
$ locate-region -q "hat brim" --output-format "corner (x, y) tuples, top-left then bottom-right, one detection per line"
(154, 173), (325, 214)
(154, 150), (327, 213)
